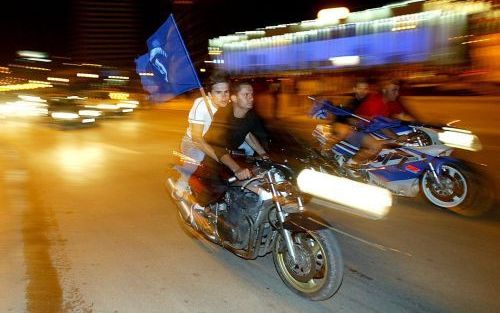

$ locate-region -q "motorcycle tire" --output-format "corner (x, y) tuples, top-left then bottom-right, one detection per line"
(420, 163), (493, 217)
(272, 229), (343, 301)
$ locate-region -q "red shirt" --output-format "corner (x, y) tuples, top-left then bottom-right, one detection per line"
(354, 94), (404, 119)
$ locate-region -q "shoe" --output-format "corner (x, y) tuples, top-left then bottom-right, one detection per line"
(171, 183), (191, 201)
(190, 204), (214, 234)
(171, 189), (188, 201)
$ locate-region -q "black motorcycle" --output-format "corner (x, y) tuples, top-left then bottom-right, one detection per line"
(166, 154), (344, 301)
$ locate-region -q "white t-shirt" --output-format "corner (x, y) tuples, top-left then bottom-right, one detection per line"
(186, 97), (217, 139)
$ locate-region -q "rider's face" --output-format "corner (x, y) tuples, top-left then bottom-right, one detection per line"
(383, 84), (399, 102)
(232, 84), (254, 110)
(209, 82), (230, 108)
(354, 83), (369, 99)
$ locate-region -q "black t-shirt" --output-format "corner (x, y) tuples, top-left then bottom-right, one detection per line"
(336, 94), (367, 123)
(205, 105), (268, 159)
(344, 94), (366, 113)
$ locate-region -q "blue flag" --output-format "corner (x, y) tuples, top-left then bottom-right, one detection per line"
(135, 14), (201, 102)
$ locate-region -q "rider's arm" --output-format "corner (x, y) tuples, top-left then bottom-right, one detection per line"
(219, 153), (252, 180)
(245, 132), (268, 158)
(191, 123), (219, 162)
(392, 112), (415, 122)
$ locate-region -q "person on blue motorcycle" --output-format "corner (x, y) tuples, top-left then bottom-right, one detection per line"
(318, 79), (371, 156)
(346, 79), (416, 169)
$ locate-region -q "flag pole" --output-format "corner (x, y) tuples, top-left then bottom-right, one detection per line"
(170, 14), (213, 119)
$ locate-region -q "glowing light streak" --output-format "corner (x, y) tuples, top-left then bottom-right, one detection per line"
(297, 169), (392, 218)
(438, 131), (482, 151)
(77, 73), (99, 78)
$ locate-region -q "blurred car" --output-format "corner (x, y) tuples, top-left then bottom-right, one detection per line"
(79, 90), (139, 118)
(0, 94), (48, 118)
(47, 97), (101, 128)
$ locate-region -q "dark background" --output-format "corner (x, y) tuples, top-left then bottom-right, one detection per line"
(0, 0), (394, 65)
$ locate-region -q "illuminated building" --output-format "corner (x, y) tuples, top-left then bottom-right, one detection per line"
(208, 0), (493, 75)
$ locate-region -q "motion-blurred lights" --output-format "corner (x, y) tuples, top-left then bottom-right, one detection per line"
(316, 7), (350, 22)
(78, 109), (102, 117)
(17, 95), (46, 103)
(67, 96), (87, 100)
(51, 112), (79, 120)
(438, 129), (482, 151)
(47, 77), (70, 83)
(96, 104), (119, 110)
(77, 73), (99, 78)
(118, 101), (138, 109)
(329, 55), (360, 66)
(17, 50), (48, 59)
(297, 169), (392, 219)
(81, 63), (102, 67)
(26, 57), (51, 63)
(0, 82), (52, 92)
(108, 75), (129, 80)
(108, 92), (129, 100)
(0, 100), (48, 117)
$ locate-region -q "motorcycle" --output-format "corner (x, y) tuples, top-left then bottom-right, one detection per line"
(308, 97), (493, 217)
(166, 153), (344, 301)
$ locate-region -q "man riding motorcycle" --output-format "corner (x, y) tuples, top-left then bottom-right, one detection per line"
(189, 81), (270, 227)
(345, 79), (416, 169)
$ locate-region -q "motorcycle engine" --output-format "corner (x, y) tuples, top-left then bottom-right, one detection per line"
(223, 189), (262, 246)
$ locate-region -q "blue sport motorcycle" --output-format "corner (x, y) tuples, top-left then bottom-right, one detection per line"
(308, 97), (493, 217)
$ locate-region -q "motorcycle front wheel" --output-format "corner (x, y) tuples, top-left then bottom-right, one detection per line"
(421, 163), (493, 217)
(273, 229), (343, 301)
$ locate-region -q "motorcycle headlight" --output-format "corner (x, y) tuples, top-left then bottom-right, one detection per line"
(438, 129), (482, 151)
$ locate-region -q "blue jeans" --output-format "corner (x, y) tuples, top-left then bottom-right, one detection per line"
(175, 136), (254, 191)
(175, 135), (205, 191)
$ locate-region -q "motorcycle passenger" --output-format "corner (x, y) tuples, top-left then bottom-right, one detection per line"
(347, 79), (416, 168)
(186, 81), (269, 230)
(319, 79), (371, 158)
(203, 81), (269, 181)
(355, 79), (415, 122)
(172, 70), (231, 199)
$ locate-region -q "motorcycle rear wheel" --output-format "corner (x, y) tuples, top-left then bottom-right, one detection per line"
(273, 229), (343, 301)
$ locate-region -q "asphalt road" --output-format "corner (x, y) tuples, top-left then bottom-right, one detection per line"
(0, 109), (499, 313)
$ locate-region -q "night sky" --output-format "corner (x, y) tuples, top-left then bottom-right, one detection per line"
(0, 0), (394, 65)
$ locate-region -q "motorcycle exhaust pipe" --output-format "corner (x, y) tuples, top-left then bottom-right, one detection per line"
(166, 177), (193, 222)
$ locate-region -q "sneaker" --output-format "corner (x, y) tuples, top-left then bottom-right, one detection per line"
(190, 204), (214, 234)
(191, 203), (206, 213)
(171, 189), (188, 201)
(171, 183), (191, 201)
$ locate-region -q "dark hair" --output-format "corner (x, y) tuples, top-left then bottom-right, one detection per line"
(354, 78), (369, 86)
(380, 79), (400, 90)
(205, 70), (230, 91)
(230, 80), (252, 95)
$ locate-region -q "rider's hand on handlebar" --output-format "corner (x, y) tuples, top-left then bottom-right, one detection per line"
(234, 167), (252, 180)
